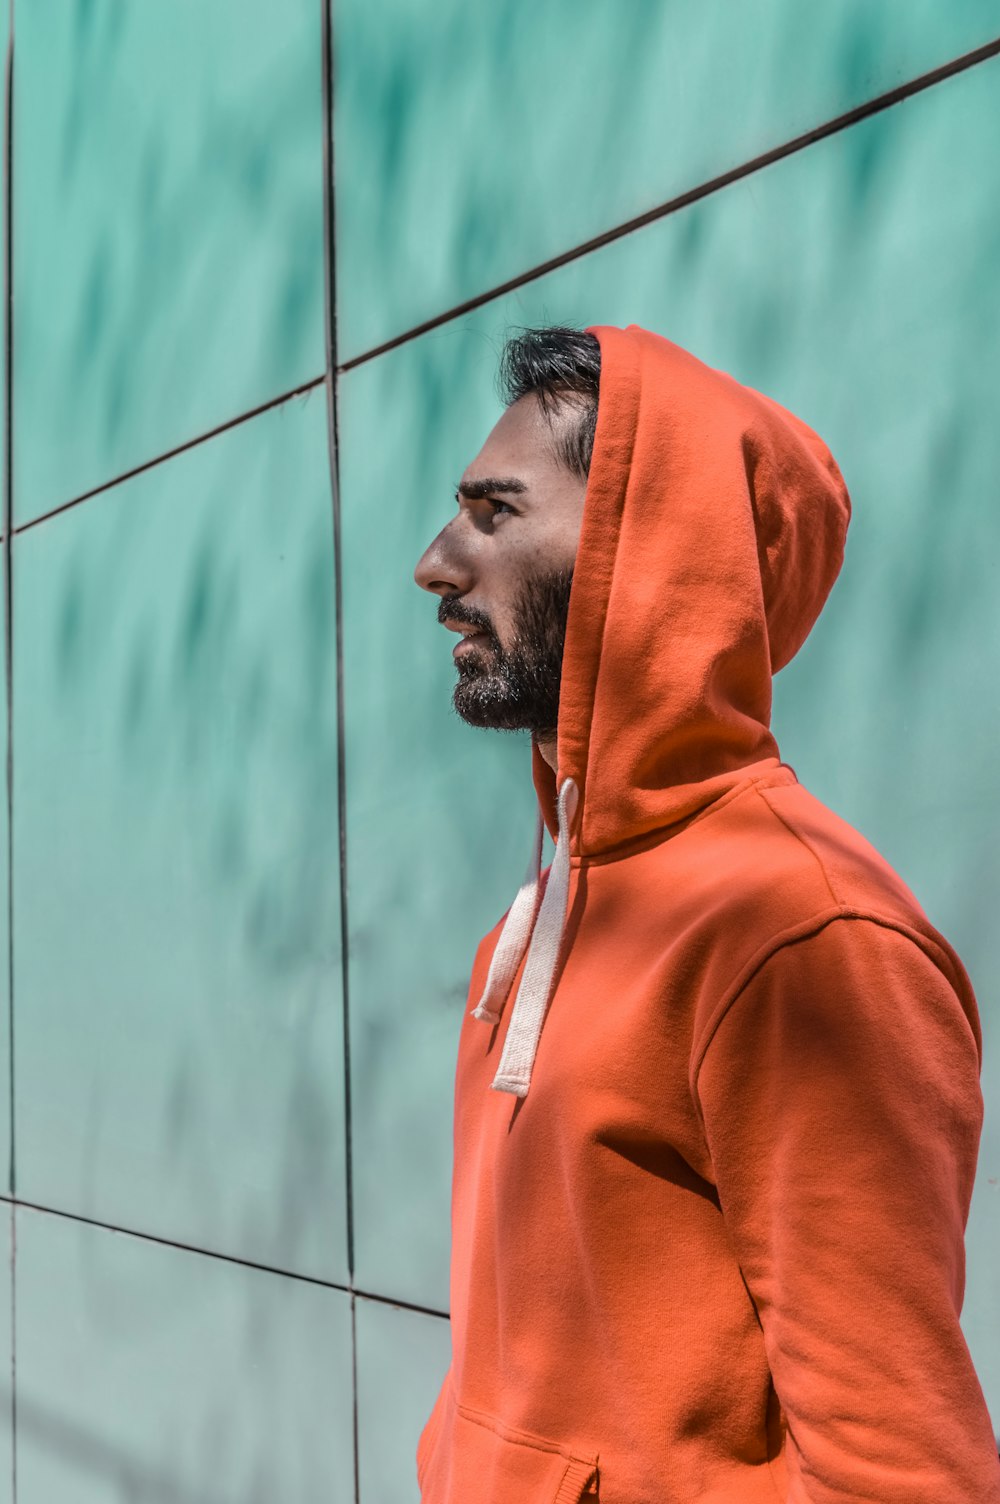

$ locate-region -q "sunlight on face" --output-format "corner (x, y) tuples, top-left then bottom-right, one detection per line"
(413, 394), (588, 737)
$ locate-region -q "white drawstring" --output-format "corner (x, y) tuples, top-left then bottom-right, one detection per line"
(469, 805), (546, 1024)
(489, 777), (580, 1098)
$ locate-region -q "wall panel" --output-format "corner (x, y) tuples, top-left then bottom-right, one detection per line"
(0, 1210), (11, 1504)
(14, 1206), (353, 1503)
(13, 0), (326, 525)
(356, 1297), (451, 1504)
(334, 0), (1000, 359)
(13, 394), (348, 1285)
(1, 0), (10, 1203)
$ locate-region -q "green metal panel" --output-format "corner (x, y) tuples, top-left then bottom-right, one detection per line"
(0, 690), (8, 1504)
(0, 537), (7, 1200)
(0, 1212), (10, 1504)
(12, 0), (326, 526)
(14, 1206), (354, 1502)
(1, 10), (11, 1496)
(13, 392), (348, 1285)
(355, 1298), (452, 1504)
(339, 49), (1000, 1425)
(0, 0), (9, 1209)
(334, 0), (1000, 360)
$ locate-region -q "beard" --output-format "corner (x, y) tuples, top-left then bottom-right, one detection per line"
(448, 565), (574, 740)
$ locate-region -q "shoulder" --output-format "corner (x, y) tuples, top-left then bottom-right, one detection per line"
(684, 774), (980, 1071)
(698, 771), (950, 951)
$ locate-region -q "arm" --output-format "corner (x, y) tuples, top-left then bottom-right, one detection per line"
(695, 915), (1000, 1503)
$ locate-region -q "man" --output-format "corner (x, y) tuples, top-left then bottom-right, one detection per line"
(411, 323), (1000, 1502)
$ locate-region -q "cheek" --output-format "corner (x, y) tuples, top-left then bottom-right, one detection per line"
(487, 587), (518, 646)
(532, 514), (580, 566)
(482, 561), (529, 644)
(558, 511), (585, 569)
(483, 527), (573, 641)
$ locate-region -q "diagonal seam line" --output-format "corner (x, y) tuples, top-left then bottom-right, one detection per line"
(9, 33), (1000, 532)
(0, 1192), (450, 1318)
(11, 373), (325, 534)
(337, 31), (1000, 374)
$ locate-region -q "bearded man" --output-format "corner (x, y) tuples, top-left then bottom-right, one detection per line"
(412, 323), (1000, 1504)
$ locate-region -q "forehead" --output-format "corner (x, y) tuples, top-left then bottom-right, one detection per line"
(461, 394), (569, 486)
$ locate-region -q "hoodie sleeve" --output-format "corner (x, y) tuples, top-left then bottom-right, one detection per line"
(694, 915), (1000, 1503)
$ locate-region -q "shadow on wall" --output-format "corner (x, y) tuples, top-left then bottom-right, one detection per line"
(15, 0), (325, 520)
(10, 392), (353, 1498)
(332, 0), (998, 356)
(14, 391), (348, 1286)
(3, 1200), (351, 1499)
(3, 1383), (243, 1504)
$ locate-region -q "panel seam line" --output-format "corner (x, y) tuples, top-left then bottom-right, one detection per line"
(337, 32), (1000, 373)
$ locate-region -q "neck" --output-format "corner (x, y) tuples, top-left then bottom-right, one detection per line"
(535, 734), (558, 774)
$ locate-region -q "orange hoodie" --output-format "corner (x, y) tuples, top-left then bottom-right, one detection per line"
(416, 326), (1000, 1503)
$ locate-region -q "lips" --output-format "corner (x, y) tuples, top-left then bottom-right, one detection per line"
(453, 632), (490, 657)
(443, 616), (492, 656)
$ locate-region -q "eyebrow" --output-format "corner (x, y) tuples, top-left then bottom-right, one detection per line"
(455, 476), (529, 501)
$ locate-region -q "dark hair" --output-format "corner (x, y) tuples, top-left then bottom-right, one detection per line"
(497, 326), (601, 479)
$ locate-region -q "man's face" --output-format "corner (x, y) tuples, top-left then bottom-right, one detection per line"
(413, 394), (588, 739)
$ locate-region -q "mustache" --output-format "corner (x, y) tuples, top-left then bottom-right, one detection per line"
(438, 565), (574, 642)
(438, 604), (496, 637)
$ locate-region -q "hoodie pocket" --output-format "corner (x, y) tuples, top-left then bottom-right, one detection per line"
(421, 1399), (598, 1503)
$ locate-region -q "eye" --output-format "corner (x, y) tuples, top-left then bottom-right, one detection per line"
(487, 498), (516, 518)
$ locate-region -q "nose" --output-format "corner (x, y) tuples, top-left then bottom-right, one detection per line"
(413, 522), (474, 598)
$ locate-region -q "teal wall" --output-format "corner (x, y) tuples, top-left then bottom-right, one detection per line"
(0, 3), (997, 1499)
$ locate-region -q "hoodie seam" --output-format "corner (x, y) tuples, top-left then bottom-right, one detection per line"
(455, 1401), (599, 1466)
(753, 782), (840, 908)
(688, 909), (968, 1125)
(570, 765), (797, 868)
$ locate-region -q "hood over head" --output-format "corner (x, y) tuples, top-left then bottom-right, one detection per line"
(532, 323), (852, 853)
(473, 323), (852, 1096)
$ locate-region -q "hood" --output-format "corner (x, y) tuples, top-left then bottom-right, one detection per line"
(472, 324), (852, 1096)
(533, 323), (852, 851)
